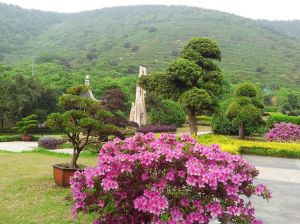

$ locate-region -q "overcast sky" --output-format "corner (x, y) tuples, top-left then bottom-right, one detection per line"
(1, 0), (299, 21)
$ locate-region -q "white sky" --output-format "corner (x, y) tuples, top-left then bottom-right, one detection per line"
(1, 0), (299, 21)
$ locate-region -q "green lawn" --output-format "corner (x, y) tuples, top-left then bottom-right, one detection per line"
(0, 151), (97, 224)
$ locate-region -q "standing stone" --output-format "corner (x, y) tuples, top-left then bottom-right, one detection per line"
(83, 75), (99, 102)
(129, 66), (147, 127)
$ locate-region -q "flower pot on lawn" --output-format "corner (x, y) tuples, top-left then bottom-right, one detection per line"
(52, 164), (84, 187)
(21, 134), (32, 141)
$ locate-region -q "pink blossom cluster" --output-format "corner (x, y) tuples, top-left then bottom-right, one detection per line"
(70, 133), (271, 223)
(266, 122), (300, 142)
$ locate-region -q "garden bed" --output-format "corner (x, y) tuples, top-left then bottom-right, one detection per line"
(198, 134), (300, 158)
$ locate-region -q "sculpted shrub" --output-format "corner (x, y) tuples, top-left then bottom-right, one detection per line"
(71, 133), (271, 224)
(266, 122), (300, 142)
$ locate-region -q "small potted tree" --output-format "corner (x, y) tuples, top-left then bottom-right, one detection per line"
(46, 85), (118, 187)
(14, 114), (38, 141)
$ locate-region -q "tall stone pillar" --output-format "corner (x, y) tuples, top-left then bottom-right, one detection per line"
(129, 66), (147, 127)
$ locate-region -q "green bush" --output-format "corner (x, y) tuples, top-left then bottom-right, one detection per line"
(266, 113), (300, 127)
(149, 100), (185, 127)
(211, 114), (238, 135)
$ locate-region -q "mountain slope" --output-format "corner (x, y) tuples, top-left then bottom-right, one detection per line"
(0, 4), (300, 89)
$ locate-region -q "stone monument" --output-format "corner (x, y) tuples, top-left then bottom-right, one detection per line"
(129, 66), (147, 127)
(83, 75), (99, 102)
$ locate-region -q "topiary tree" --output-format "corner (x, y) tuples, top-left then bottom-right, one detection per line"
(46, 85), (118, 168)
(149, 99), (186, 127)
(226, 83), (264, 139)
(14, 114), (38, 136)
(140, 38), (223, 135)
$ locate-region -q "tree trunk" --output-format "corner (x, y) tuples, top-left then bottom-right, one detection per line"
(188, 110), (198, 135)
(239, 123), (245, 139)
(70, 149), (80, 168)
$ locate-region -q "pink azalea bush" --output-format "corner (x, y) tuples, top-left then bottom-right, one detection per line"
(70, 133), (271, 224)
(266, 122), (300, 142)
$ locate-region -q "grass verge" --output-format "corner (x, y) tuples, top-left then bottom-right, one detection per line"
(0, 151), (98, 223)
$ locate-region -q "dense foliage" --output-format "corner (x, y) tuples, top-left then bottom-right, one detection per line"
(46, 85), (118, 168)
(266, 123), (300, 142)
(266, 113), (300, 128)
(211, 114), (238, 135)
(71, 133), (271, 223)
(0, 75), (57, 122)
(102, 88), (126, 112)
(149, 100), (186, 127)
(140, 38), (223, 134)
(137, 125), (177, 134)
(226, 83), (264, 139)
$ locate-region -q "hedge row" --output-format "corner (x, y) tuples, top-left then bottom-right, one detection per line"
(197, 134), (300, 158)
(266, 113), (300, 127)
(240, 147), (300, 159)
(0, 135), (21, 142)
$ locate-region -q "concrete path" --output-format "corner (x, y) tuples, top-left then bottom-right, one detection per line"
(197, 131), (212, 135)
(0, 141), (38, 152)
(243, 155), (300, 224)
(51, 148), (73, 154)
(0, 141), (73, 154)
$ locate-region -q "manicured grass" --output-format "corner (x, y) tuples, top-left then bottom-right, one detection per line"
(198, 134), (300, 158)
(0, 151), (98, 223)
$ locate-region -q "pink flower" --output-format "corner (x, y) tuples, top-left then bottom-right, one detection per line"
(70, 132), (271, 223)
(101, 178), (118, 191)
(134, 190), (168, 215)
(98, 200), (104, 208)
(206, 202), (223, 218)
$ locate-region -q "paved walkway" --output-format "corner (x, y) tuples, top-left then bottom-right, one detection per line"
(0, 141), (73, 154)
(0, 141), (38, 152)
(243, 155), (300, 224)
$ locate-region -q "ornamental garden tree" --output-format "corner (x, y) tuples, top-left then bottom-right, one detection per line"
(14, 114), (38, 141)
(226, 83), (264, 139)
(140, 37), (223, 135)
(70, 133), (271, 223)
(46, 85), (118, 168)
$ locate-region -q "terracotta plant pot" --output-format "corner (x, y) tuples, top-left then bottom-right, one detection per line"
(52, 164), (84, 187)
(21, 134), (32, 141)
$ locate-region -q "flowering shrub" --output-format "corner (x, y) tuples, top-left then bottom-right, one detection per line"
(266, 122), (300, 142)
(38, 137), (65, 149)
(71, 133), (271, 224)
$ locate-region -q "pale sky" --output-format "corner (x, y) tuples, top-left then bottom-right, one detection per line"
(1, 0), (299, 21)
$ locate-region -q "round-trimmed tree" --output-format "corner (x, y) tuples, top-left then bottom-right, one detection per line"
(140, 37), (223, 134)
(226, 83), (264, 139)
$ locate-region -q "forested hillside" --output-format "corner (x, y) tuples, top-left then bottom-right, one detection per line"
(0, 3), (299, 97)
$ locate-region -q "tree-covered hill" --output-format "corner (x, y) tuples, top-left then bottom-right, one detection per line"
(0, 3), (300, 91)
